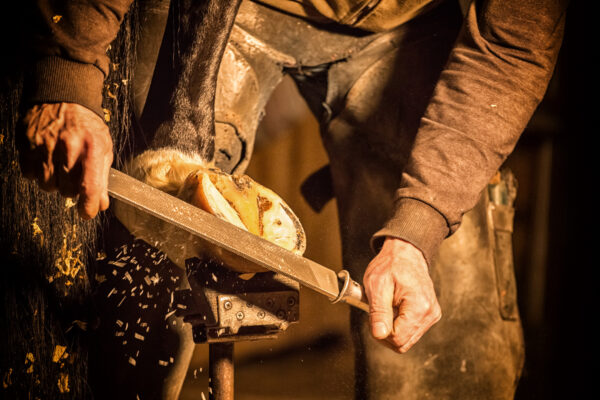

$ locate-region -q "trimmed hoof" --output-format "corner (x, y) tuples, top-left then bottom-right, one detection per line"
(114, 148), (306, 272)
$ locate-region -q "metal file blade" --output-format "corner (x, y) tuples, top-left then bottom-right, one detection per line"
(107, 168), (369, 311)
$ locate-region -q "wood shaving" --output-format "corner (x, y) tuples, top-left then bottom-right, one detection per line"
(52, 345), (67, 363)
(107, 89), (117, 100)
(73, 320), (88, 331)
(134, 333), (144, 341)
(24, 353), (34, 373)
(2, 368), (12, 388)
(57, 373), (69, 393)
(128, 357), (136, 366)
(109, 261), (127, 268)
(52, 15), (62, 23)
(52, 225), (84, 282)
(65, 198), (76, 209)
(31, 217), (44, 246)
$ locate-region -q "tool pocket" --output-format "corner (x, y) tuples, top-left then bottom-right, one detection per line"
(488, 170), (519, 321)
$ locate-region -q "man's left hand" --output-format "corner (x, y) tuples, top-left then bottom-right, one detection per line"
(363, 237), (441, 353)
(18, 103), (113, 219)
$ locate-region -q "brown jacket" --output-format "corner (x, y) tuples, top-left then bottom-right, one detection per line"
(24, 0), (568, 263)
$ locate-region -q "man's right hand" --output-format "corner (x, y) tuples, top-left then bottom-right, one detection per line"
(18, 103), (113, 219)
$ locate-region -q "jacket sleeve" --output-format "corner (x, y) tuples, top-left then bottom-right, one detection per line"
(372, 0), (568, 264)
(24, 0), (134, 117)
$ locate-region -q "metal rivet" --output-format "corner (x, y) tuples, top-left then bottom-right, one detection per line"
(266, 298), (274, 308)
(257, 311), (265, 319)
(276, 310), (286, 319)
(287, 297), (296, 306)
(236, 311), (244, 320)
(224, 301), (232, 310)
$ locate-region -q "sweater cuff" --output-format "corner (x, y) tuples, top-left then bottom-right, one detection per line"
(370, 197), (449, 266)
(24, 56), (105, 119)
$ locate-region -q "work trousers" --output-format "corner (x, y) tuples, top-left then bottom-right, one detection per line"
(210, 1), (525, 399)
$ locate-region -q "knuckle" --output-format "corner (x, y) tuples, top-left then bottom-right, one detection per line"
(398, 343), (412, 354)
(369, 304), (390, 316)
(365, 273), (391, 291)
(104, 130), (114, 147)
(430, 305), (442, 322)
(389, 334), (405, 349)
(105, 148), (114, 163)
(78, 199), (97, 220)
(60, 132), (78, 149)
(410, 300), (431, 318)
(363, 276), (374, 291)
(80, 181), (99, 197)
(363, 269), (376, 283)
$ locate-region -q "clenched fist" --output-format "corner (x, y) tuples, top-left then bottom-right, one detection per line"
(18, 103), (113, 219)
(364, 237), (441, 353)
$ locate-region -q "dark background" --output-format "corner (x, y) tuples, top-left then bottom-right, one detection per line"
(510, 1), (593, 396)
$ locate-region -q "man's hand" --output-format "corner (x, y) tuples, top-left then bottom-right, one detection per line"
(18, 103), (113, 219)
(363, 237), (441, 353)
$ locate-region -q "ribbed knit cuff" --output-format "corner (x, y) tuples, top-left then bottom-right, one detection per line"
(24, 56), (105, 118)
(370, 197), (449, 266)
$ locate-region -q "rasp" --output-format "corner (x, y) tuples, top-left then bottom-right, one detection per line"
(107, 168), (369, 312)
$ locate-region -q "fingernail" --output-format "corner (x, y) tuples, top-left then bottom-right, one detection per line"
(373, 322), (388, 337)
